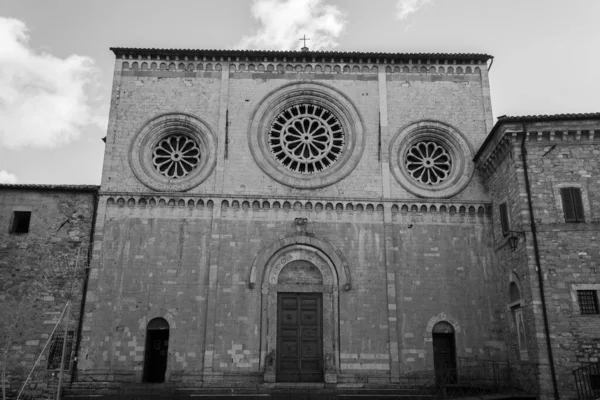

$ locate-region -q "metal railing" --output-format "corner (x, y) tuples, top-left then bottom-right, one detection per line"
(573, 362), (600, 400)
(400, 357), (516, 398)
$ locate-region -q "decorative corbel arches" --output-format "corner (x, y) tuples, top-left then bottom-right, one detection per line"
(248, 234), (351, 384)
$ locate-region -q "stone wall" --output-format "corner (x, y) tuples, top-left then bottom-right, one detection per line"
(524, 129), (600, 398)
(78, 50), (509, 390)
(78, 195), (504, 384)
(101, 57), (491, 203)
(482, 147), (543, 393)
(477, 119), (600, 399)
(0, 186), (96, 397)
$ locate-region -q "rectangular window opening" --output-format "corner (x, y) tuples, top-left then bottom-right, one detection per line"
(577, 290), (599, 315)
(561, 187), (585, 222)
(11, 211), (31, 234)
(47, 330), (74, 370)
(499, 202), (510, 236)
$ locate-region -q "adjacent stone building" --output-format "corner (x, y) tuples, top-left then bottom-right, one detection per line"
(0, 184), (97, 397)
(1, 47), (599, 399)
(475, 114), (600, 398)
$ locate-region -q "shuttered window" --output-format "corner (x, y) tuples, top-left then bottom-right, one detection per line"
(560, 187), (585, 222)
(499, 202), (510, 236)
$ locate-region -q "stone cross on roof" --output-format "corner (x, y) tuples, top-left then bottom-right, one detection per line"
(300, 35), (310, 51)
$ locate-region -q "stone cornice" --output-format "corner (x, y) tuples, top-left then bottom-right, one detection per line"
(475, 120), (600, 180)
(111, 47), (491, 64)
(118, 59), (484, 76)
(101, 193), (492, 220)
(114, 48), (488, 76)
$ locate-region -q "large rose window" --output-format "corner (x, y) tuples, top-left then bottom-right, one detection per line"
(248, 83), (365, 189)
(268, 104), (345, 174)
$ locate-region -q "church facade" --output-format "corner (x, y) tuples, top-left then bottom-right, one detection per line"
(2, 47), (599, 399)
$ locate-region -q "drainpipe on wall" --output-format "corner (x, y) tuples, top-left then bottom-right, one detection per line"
(71, 189), (99, 382)
(520, 122), (559, 399)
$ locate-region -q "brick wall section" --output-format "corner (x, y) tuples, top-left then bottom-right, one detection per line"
(526, 135), (600, 398)
(483, 149), (544, 393)
(0, 186), (96, 397)
(477, 119), (600, 399)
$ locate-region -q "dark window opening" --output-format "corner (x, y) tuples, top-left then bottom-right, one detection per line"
(561, 187), (585, 222)
(578, 290), (599, 315)
(509, 282), (521, 303)
(499, 202), (510, 236)
(11, 211), (31, 234)
(47, 330), (74, 370)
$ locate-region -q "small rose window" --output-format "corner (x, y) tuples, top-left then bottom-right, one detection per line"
(405, 141), (452, 185)
(152, 134), (201, 179)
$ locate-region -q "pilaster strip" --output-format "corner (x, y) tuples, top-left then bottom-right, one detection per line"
(480, 67), (494, 135)
(383, 207), (400, 381)
(202, 204), (221, 378)
(214, 64), (230, 193)
(379, 71), (391, 198)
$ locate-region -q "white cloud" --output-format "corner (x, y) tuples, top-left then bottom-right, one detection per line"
(395, 0), (432, 20)
(0, 17), (104, 149)
(0, 170), (18, 183)
(236, 0), (345, 51)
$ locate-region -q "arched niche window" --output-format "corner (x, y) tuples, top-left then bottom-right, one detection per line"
(432, 322), (456, 385)
(143, 318), (170, 383)
(508, 282), (528, 360)
(509, 282), (521, 304)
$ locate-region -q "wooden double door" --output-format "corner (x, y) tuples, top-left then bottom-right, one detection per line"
(277, 293), (323, 382)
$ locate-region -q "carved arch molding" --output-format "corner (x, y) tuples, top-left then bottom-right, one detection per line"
(249, 235), (352, 383)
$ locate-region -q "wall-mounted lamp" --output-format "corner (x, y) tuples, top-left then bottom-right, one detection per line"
(508, 230), (526, 251)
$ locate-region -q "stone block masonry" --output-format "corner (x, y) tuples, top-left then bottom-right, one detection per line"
(77, 194), (502, 384)
(0, 185), (97, 398)
(80, 48), (509, 392)
(476, 117), (600, 399)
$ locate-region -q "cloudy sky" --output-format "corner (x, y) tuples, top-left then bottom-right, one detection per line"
(1, 0), (598, 184)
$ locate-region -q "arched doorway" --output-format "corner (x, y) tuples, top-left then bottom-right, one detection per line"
(432, 321), (456, 385)
(143, 317), (169, 383)
(276, 260), (324, 382)
(255, 243), (346, 384)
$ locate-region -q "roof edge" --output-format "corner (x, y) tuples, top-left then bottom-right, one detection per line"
(110, 47), (493, 62)
(474, 112), (600, 162)
(0, 184), (99, 192)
